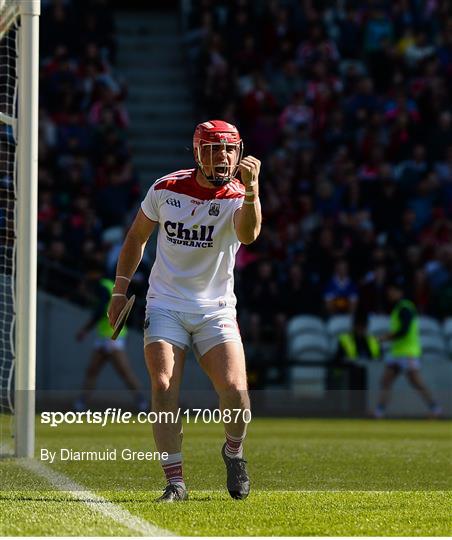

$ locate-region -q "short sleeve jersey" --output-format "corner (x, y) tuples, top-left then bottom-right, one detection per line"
(141, 168), (245, 313)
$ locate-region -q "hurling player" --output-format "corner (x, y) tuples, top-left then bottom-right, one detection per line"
(108, 120), (261, 501)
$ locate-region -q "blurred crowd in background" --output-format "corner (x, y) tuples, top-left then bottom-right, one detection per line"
(185, 0), (452, 349)
(37, 0), (142, 300)
(34, 0), (452, 351)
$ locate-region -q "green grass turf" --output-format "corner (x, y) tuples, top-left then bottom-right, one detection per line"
(111, 490), (451, 536)
(1, 417), (451, 535)
(0, 465), (132, 536)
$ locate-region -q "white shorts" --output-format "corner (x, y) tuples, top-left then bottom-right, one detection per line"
(94, 337), (126, 353)
(385, 356), (420, 372)
(143, 306), (242, 359)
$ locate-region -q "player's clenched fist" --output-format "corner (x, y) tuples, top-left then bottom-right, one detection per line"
(239, 156), (261, 188)
(107, 295), (127, 327)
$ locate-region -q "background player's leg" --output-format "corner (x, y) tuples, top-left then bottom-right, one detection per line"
(110, 349), (146, 409)
(74, 348), (109, 410)
(111, 349), (141, 390)
(145, 341), (186, 493)
(375, 365), (399, 418)
(199, 341), (250, 448)
(405, 369), (441, 415)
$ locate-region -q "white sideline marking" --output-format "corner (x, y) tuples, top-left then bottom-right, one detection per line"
(2, 445), (173, 537)
(167, 489), (442, 494)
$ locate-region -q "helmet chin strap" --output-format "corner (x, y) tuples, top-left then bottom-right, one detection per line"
(198, 167), (231, 187)
(207, 172), (231, 187)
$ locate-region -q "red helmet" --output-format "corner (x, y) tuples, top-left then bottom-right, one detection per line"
(193, 120), (243, 186)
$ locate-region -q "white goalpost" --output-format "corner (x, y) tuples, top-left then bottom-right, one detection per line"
(0, 0), (40, 457)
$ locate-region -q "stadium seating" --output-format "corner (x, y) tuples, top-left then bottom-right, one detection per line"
(443, 319), (452, 359)
(326, 315), (352, 339)
(288, 333), (331, 362)
(443, 318), (452, 340)
(421, 335), (448, 361)
(447, 338), (452, 360)
(286, 315), (326, 340)
(419, 316), (442, 336)
(286, 312), (452, 365)
(368, 315), (390, 336)
(290, 366), (326, 398)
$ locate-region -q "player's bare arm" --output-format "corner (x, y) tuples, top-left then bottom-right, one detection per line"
(234, 155), (262, 244)
(108, 209), (157, 326)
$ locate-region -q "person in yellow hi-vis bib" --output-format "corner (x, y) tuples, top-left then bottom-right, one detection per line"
(374, 280), (442, 418)
(74, 270), (146, 412)
(332, 311), (380, 415)
(336, 313), (381, 364)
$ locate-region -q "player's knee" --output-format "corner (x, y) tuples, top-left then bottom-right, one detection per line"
(223, 374), (248, 391)
(151, 375), (172, 394)
(219, 378), (249, 404)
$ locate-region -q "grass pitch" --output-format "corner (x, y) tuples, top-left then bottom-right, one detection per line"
(1, 417), (451, 536)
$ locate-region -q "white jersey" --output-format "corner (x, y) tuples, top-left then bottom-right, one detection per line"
(141, 168), (245, 314)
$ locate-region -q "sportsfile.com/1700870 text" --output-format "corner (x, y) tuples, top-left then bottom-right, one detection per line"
(40, 408), (252, 428)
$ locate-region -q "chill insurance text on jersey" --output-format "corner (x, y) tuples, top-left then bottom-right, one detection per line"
(141, 167), (245, 313)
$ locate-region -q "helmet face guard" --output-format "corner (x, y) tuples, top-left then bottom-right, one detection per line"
(193, 121), (243, 187)
(195, 140), (243, 186)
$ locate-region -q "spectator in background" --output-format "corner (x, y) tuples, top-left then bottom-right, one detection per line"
(279, 91), (313, 134)
(324, 259), (358, 315)
(89, 84), (129, 129)
(425, 245), (452, 318)
(346, 77), (380, 128)
(243, 259), (285, 350)
(307, 226), (343, 286)
(270, 60), (304, 107)
(335, 312), (381, 365)
(371, 175), (403, 234)
(435, 143), (452, 188)
(40, 1), (77, 59)
(296, 23), (340, 68)
(429, 112), (452, 162)
(36, 0), (452, 375)
(37, 0), (139, 310)
(331, 311), (381, 415)
(348, 216), (376, 280)
(280, 262), (322, 317)
(337, 6), (362, 59)
(389, 208), (419, 251)
(364, 7), (394, 55)
(358, 263), (388, 315)
(395, 144), (428, 195)
(404, 30), (436, 67)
